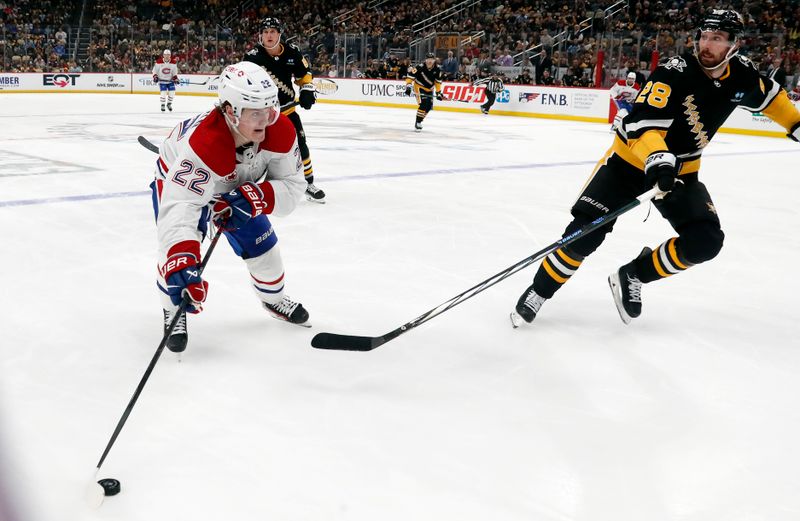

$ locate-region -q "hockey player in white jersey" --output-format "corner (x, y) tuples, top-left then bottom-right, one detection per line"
(150, 60), (309, 353)
(609, 71), (640, 131)
(152, 49), (179, 112)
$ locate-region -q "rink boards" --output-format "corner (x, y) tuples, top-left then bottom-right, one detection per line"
(0, 71), (795, 137)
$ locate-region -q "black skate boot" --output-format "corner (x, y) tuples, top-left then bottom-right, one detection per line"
(510, 284), (547, 328)
(167, 102), (173, 112)
(414, 122), (422, 132)
(263, 296), (310, 327)
(305, 183), (326, 203)
(608, 247), (652, 324)
(160, 103), (166, 112)
(163, 309), (188, 352)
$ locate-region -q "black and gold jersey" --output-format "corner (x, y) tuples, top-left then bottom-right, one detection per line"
(244, 43), (313, 107)
(614, 52), (789, 174)
(406, 63), (443, 93)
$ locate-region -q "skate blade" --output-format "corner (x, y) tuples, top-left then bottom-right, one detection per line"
(509, 311), (524, 329)
(268, 313), (312, 328)
(607, 274), (632, 325)
(305, 195), (326, 204)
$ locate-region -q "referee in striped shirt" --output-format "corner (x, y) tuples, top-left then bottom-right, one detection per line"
(478, 73), (504, 114)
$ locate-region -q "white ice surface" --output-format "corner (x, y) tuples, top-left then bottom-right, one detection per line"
(1, 93), (799, 521)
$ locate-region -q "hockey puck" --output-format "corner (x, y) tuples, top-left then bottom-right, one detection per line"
(98, 478), (121, 496)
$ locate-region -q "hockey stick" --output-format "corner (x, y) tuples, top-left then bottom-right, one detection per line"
(137, 135), (159, 153)
(311, 186), (662, 352)
(180, 76), (218, 86)
(136, 101), (299, 155)
(87, 229), (222, 506)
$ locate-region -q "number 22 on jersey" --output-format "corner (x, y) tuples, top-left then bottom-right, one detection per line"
(172, 159), (210, 195)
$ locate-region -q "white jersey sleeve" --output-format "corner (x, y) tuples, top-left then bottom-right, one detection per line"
(244, 115), (306, 217)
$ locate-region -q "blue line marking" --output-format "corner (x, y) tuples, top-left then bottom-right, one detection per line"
(0, 148), (797, 208)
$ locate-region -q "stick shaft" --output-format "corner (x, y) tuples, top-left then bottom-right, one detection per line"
(95, 230), (222, 470)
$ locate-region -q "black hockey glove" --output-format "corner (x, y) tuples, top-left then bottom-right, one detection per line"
(435, 91), (444, 101)
(299, 84), (316, 110)
(644, 151), (678, 192)
(789, 121), (800, 142)
(405, 84), (413, 96)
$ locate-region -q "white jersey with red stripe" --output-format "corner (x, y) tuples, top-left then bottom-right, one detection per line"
(152, 58), (179, 84)
(153, 109), (305, 260)
(609, 80), (640, 102)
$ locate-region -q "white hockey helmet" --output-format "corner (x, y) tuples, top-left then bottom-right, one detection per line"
(218, 61), (280, 123)
(626, 71), (636, 85)
(163, 49), (171, 57)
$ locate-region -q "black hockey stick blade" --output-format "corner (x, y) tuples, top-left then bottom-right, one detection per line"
(311, 332), (387, 351)
(137, 135), (159, 153)
(310, 186), (661, 353)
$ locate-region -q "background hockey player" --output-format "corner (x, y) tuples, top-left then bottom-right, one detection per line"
(244, 17), (325, 203)
(405, 52), (444, 132)
(609, 71), (640, 131)
(476, 73), (505, 115)
(512, 9), (800, 328)
(150, 61), (310, 353)
(152, 49), (179, 112)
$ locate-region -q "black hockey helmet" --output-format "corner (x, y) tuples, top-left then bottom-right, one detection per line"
(261, 17), (284, 33)
(697, 9), (744, 41)
(425, 52), (436, 59)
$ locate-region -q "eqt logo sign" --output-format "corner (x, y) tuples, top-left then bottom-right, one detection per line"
(43, 73), (81, 87)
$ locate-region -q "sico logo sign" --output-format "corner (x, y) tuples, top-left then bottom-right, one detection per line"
(442, 84), (486, 103)
(43, 73), (81, 87)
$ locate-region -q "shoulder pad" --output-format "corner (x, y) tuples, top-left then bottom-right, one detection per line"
(408, 66), (417, 73)
(246, 48), (258, 56)
(661, 56), (688, 72)
(287, 43), (301, 53)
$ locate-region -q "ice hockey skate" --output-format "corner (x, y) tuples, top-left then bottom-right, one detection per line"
(510, 285), (547, 328)
(163, 309), (188, 352)
(414, 122), (422, 132)
(167, 102), (173, 112)
(608, 247), (651, 324)
(263, 295), (310, 327)
(160, 103), (166, 112)
(305, 183), (326, 203)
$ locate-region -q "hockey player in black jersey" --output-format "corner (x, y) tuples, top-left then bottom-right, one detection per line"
(245, 17), (326, 203)
(405, 52), (444, 132)
(511, 9), (800, 327)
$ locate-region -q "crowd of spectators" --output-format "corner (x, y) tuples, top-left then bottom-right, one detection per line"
(2, 0), (799, 93)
